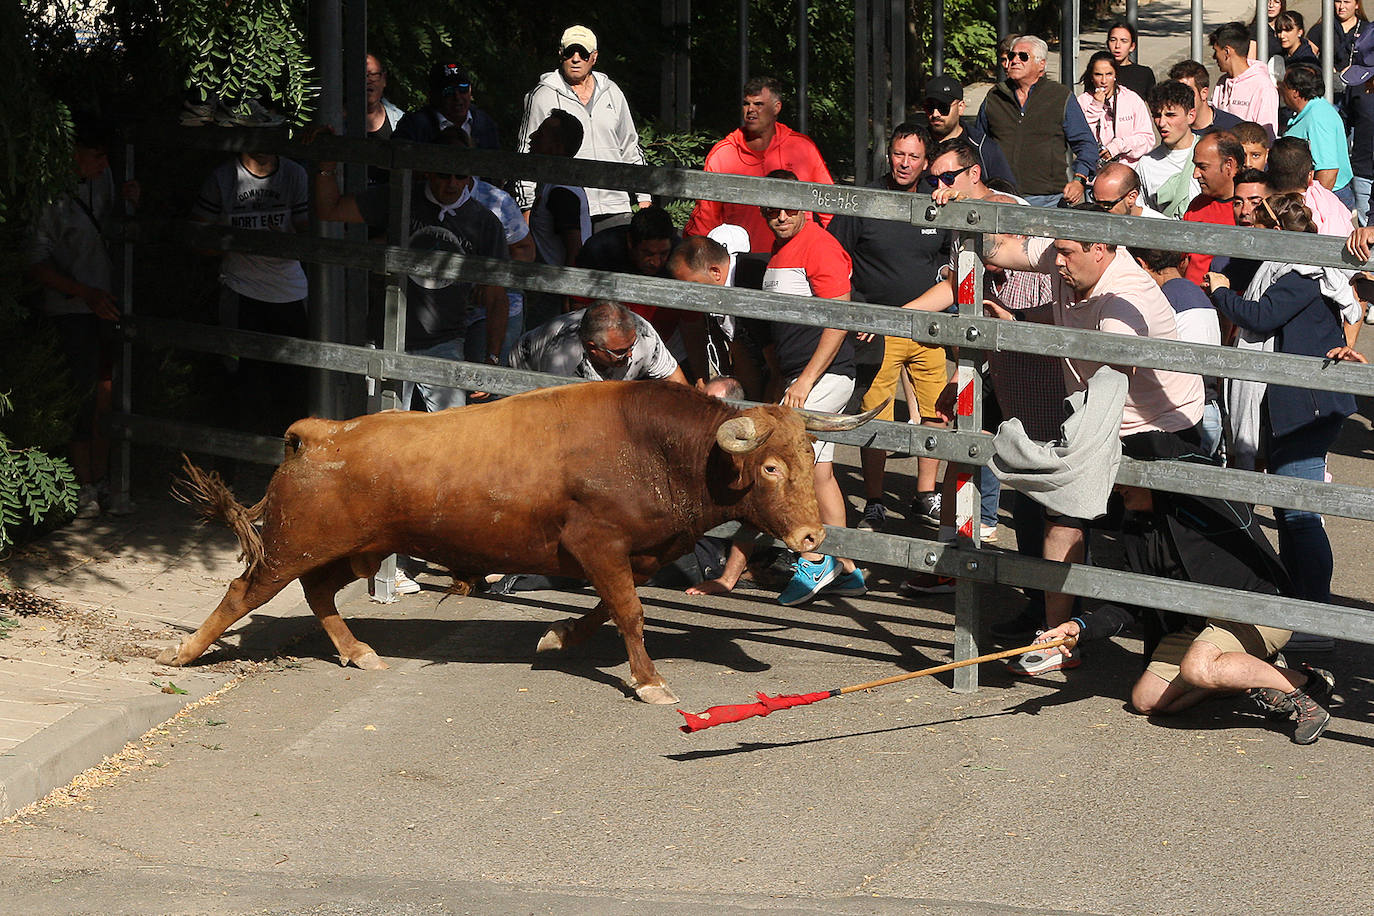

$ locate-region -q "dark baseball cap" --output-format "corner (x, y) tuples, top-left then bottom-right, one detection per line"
(429, 62), (472, 95)
(923, 75), (964, 105)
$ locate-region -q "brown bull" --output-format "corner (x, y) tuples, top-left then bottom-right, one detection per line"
(162, 380), (881, 703)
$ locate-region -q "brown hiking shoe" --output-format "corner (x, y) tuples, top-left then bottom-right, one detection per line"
(1247, 687), (1295, 721)
(1287, 666), (1335, 745)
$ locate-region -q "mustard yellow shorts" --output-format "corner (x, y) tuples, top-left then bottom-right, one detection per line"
(860, 336), (949, 422)
(1145, 619), (1291, 683)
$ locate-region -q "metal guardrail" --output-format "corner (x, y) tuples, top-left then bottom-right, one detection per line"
(115, 131), (1374, 688)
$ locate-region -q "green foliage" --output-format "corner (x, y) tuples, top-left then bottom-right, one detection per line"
(0, 392), (78, 555)
(162, 0), (316, 122)
(920, 0), (999, 84)
(639, 121), (718, 228)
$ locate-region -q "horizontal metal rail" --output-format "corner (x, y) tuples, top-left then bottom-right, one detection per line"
(124, 317), (1374, 523)
(151, 127), (1374, 272)
(141, 220), (1374, 400)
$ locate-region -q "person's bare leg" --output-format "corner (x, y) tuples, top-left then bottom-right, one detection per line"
(685, 541), (753, 595)
(860, 446), (888, 502)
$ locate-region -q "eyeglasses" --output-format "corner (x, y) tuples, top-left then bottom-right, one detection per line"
(761, 206), (800, 218)
(561, 45), (592, 61)
(441, 83), (472, 96)
(923, 99), (953, 115)
(584, 339), (635, 361)
(921, 165), (972, 189)
(1093, 189), (1133, 210)
(1007, 50), (1032, 62)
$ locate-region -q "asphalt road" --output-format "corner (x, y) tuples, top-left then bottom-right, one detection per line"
(3, 574), (1372, 915)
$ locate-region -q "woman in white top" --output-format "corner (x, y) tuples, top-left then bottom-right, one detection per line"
(1076, 51), (1156, 166)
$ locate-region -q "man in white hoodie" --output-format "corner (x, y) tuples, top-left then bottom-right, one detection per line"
(1209, 21), (1280, 139)
(515, 25), (645, 229)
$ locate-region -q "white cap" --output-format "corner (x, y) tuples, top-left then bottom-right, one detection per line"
(706, 223), (750, 256)
(559, 25), (598, 53)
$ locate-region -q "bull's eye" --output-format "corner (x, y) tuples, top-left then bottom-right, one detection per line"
(762, 461), (785, 478)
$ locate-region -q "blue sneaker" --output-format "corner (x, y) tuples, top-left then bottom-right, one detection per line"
(826, 566), (867, 597)
(777, 555), (839, 606)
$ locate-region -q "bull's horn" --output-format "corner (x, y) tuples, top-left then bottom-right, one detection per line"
(716, 416), (774, 453)
(795, 396), (892, 432)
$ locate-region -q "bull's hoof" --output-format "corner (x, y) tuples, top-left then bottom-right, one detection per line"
(633, 682), (680, 705)
(156, 645), (185, 667)
(536, 620), (574, 653)
(345, 650), (390, 670)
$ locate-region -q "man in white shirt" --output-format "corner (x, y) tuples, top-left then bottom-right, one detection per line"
(1133, 80), (1202, 218)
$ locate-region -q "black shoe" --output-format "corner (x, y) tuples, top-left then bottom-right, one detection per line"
(911, 490), (941, 525)
(1288, 665), (1335, 745)
(990, 606), (1045, 640)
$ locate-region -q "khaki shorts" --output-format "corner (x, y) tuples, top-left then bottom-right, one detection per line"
(860, 336), (948, 422)
(1146, 619), (1292, 683)
(787, 372), (855, 464)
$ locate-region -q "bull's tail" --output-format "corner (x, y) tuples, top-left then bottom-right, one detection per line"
(172, 454), (267, 573)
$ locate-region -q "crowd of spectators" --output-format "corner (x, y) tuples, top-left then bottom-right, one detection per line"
(28, 19), (1374, 745)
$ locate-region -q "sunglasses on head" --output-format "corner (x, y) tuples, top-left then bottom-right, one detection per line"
(921, 165), (972, 189)
(561, 44), (591, 61)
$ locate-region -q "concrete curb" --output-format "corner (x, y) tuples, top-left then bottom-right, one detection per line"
(0, 692), (189, 819)
(0, 579), (371, 820)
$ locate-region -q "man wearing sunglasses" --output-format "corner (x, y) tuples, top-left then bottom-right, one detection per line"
(921, 75), (1014, 188)
(828, 123), (951, 534)
(515, 25), (645, 229)
(1091, 162), (1165, 218)
(975, 35), (1099, 207)
(508, 300), (686, 384)
(394, 62), (500, 151)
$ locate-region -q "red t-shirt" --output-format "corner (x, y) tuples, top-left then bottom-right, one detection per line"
(760, 221), (854, 379)
(684, 122), (835, 253)
(1181, 195), (1235, 285)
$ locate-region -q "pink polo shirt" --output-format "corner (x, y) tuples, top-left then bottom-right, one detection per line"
(1028, 237), (1205, 435)
(1303, 181), (1355, 236)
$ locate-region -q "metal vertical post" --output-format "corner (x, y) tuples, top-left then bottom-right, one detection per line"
(1255, 0), (1268, 65)
(1060, 0), (1075, 86)
(1191, 0), (1204, 65)
(310, 0), (345, 419)
(1321, 0), (1336, 102)
(952, 234), (985, 693)
(109, 142), (136, 514)
(739, 0), (749, 91)
(855, 0), (870, 185)
(997, 0), (1009, 43)
(891, 0), (906, 123)
(870, 0), (886, 177)
(933, 0), (945, 77)
(342, 0), (368, 416)
(370, 168), (411, 604)
(798, 0), (809, 136)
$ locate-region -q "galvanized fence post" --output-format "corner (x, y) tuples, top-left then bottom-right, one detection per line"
(952, 235), (986, 693)
(370, 168), (412, 604)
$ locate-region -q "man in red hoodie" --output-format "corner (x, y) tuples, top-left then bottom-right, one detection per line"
(684, 76), (834, 252)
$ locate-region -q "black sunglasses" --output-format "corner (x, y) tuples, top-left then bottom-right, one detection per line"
(923, 99), (953, 115)
(1093, 189), (1133, 210)
(921, 165), (972, 189)
(561, 45), (592, 61)
(1006, 50), (1031, 62)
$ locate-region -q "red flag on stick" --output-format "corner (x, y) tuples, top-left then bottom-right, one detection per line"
(677, 637), (1075, 734)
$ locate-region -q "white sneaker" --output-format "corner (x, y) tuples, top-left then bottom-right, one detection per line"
(393, 570), (421, 595)
(75, 484), (101, 519)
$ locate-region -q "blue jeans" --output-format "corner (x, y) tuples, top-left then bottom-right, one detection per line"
(464, 310), (524, 365)
(401, 337), (467, 412)
(1355, 175), (1373, 226)
(1335, 181), (1358, 211)
(1023, 193), (1064, 209)
(979, 463), (1001, 528)
(1199, 400), (1223, 459)
(1269, 415), (1342, 604)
